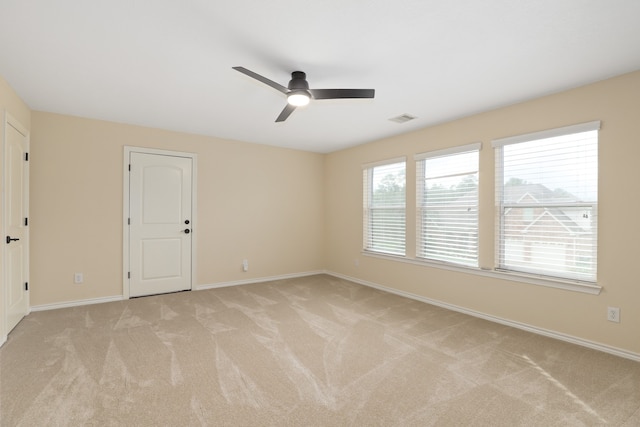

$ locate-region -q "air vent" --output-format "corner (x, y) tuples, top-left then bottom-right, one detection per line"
(389, 113), (417, 124)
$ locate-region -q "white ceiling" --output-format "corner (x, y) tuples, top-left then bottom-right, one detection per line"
(1, 1), (640, 153)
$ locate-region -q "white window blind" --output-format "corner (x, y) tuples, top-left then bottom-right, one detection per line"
(363, 159), (406, 256)
(415, 144), (480, 267)
(493, 121), (599, 282)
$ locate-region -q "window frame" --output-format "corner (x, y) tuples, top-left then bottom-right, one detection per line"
(492, 121), (600, 283)
(362, 157), (407, 256)
(414, 143), (481, 267)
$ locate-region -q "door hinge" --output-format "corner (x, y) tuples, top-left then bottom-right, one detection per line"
(25, 152), (29, 161)
(25, 217), (28, 226)
(128, 272), (131, 279)
(128, 164), (131, 171)
(128, 218), (130, 225)
(25, 282), (29, 291)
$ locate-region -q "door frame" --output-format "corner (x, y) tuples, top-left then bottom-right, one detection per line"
(2, 112), (30, 341)
(122, 146), (197, 299)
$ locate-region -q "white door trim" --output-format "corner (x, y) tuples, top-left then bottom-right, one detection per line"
(123, 146), (197, 299)
(2, 112), (30, 338)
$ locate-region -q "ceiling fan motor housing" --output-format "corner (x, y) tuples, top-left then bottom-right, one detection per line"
(288, 71), (309, 91)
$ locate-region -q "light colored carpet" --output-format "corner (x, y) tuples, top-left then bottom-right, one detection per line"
(1, 274), (638, 426)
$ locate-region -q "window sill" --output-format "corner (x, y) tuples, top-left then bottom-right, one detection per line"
(361, 251), (602, 295)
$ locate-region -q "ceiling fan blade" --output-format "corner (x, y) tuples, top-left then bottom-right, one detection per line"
(233, 66), (288, 94)
(275, 104), (296, 122)
(309, 88), (375, 100)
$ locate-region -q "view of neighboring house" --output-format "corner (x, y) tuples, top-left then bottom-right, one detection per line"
(501, 183), (596, 279)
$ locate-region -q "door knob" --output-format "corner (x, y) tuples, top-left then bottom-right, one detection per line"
(184, 229), (190, 234)
(6, 236), (19, 244)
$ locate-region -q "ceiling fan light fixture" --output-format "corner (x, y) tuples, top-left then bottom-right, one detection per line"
(287, 91), (310, 107)
(233, 67), (375, 122)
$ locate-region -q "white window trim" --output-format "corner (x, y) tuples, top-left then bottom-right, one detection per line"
(358, 125), (604, 295)
(414, 142), (482, 160)
(492, 121), (600, 148)
(362, 251), (602, 295)
(362, 156), (407, 170)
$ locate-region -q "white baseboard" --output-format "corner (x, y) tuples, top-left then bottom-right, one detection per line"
(29, 271), (324, 312)
(30, 295), (124, 312)
(327, 271), (640, 362)
(197, 270), (325, 291)
(24, 271), (637, 362)
(0, 334), (6, 348)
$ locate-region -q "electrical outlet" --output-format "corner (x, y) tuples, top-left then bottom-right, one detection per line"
(607, 307), (620, 323)
(242, 259), (249, 272)
(74, 273), (84, 284)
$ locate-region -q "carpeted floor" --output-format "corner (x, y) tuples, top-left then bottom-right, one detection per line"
(1, 274), (639, 426)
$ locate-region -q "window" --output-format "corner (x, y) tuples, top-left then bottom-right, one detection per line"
(415, 144), (480, 267)
(363, 158), (406, 256)
(493, 121), (599, 282)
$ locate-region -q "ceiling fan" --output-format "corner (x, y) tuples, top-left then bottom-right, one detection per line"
(232, 66), (375, 122)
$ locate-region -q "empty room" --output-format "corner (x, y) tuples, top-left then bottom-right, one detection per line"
(1, 1), (639, 425)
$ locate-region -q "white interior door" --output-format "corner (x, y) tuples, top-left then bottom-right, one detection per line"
(4, 115), (29, 333)
(129, 152), (193, 297)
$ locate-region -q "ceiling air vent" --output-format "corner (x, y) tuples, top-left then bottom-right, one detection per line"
(389, 113), (417, 124)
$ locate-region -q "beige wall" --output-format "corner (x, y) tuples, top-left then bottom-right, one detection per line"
(30, 112), (325, 306)
(0, 75), (31, 339)
(2, 70), (639, 356)
(325, 70), (640, 355)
